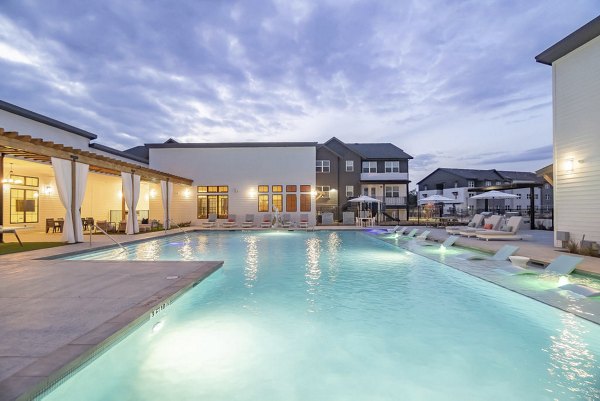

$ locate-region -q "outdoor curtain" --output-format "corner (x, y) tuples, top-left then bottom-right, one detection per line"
(51, 157), (89, 243)
(121, 172), (141, 234)
(160, 180), (173, 229)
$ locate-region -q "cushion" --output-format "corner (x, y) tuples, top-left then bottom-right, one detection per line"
(228, 218), (235, 222)
(502, 225), (513, 232)
(483, 223), (493, 229)
(467, 222), (475, 227)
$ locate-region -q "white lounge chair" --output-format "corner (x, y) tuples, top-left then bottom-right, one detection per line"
(221, 214), (237, 228)
(384, 226), (407, 234)
(241, 214), (255, 228)
(404, 228), (418, 238)
(446, 214), (484, 234)
(299, 214), (309, 229)
(459, 215), (503, 237)
(498, 254), (583, 275)
(281, 213), (292, 228)
(475, 217), (524, 241)
(421, 235), (459, 248)
(260, 214), (272, 228)
(415, 230), (431, 241)
(462, 245), (519, 261)
(201, 213), (217, 228)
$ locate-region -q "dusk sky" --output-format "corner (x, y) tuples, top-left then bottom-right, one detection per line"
(0, 1), (598, 186)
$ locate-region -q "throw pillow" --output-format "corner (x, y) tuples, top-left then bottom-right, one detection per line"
(483, 223), (493, 229)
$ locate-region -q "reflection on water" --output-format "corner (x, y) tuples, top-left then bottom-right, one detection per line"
(305, 236), (322, 312)
(178, 237), (193, 261)
(327, 232), (342, 281)
(243, 235), (259, 289)
(134, 239), (160, 261)
(544, 301), (599, 399)
(195, 235), (209, 255)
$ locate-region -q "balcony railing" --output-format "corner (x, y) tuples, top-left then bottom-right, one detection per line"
(346, 196), (407, 206)
(360, 172), (409, 181)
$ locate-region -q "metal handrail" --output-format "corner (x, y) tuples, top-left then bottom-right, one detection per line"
(89, 224), (128, 254)
(164, 219), (188, 235)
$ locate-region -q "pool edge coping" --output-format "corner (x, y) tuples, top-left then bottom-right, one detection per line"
(0, 260), (223, 401)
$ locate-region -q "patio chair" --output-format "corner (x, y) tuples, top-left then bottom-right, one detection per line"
(260, 214), (272, 228)
(281, 213), (292, 228)
(475, 217), (525, 241)
(498, 254), (583, 275)
(222, 214), (238, 228)
(241, 214), (255, 228)
(458, 215), (502, 237)
(463, 245), (519, 261)
(46, 218), (55, 233)
(55, 218), (64, 233)
(415, 230), (431, 241)
(383, 226), (406, 234)
(405, 228), (418, 238)
(118, 221), (127, 233)
(299, 214), (309, 229)
(96, 220), (111, 233)
(446, 214), (484, 234)
(420, 235), (459, 248)
(201, 213), (217, 228)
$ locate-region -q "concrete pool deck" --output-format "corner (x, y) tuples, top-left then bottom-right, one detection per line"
(0, 230), (223, 401)
(0, 226), (599, 400)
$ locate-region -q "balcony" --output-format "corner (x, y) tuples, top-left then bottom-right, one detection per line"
(384, 196), (407, 206)
(360, 172), (409, 181)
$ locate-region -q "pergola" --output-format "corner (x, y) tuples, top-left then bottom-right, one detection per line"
(467, 183), (543, 230)
(0, 129), (193, 242)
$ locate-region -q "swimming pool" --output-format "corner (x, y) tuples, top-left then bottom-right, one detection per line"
(44, 231), (599, 400)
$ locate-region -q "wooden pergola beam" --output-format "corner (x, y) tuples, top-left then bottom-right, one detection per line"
(0, 129), (193, 185)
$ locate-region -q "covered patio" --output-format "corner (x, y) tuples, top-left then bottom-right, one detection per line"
(0, 129), (193, 245)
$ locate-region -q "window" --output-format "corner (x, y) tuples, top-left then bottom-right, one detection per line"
(468, 193), (474, 198)
(527, 193), (531, 199)
(544, 183), (550, 189)
(345, 160), (354, 172)
(300, 194), (311, 211)
(300, 185), (311, 192)
(505, 205), (511, 210)
(385, 185), (400, 198)
(485, 180), (491, 187)
(496, 181), (501, 185)
(272, 185), (283, 193)
(346, 185), (354, 197)
(258, 194), (269, 212)
(454, 181), (458, 188)
(516, 205), (521, 210)
(467, 180), (475, 188)
(384, 161), (400, 173)
(316, 185), (330, 199)
(258, 185), (269, 193)
(535, 194), (538, 200)
(10, 175), (39, 187)
(316, 160), (330, 173)
(517, 194), (522, 199)
(286, 185), (297, 192)
(286, 194), (297, 212)
(423, 185), (428, 191)
(362, 161), (377, 173)
(10, 188), (38, 223)
(197, 186), (229, 218)
(272, 194), (283, 212)
(545, 194), (551, 201)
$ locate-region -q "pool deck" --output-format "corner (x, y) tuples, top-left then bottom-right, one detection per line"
(0, 230), (223, 401)
(0, 226), (599, 400)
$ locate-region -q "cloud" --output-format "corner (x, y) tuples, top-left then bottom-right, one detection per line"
(478, 144), (553, 164)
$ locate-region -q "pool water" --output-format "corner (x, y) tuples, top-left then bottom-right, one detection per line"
(46, 231), (600, 400)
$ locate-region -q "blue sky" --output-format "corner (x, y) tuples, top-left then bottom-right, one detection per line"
(0, 1), (597, 185)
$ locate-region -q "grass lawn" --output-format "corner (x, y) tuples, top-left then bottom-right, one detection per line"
(0, 242), (65, 255)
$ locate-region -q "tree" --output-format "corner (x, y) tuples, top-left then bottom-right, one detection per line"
(408, 189), (418, 207)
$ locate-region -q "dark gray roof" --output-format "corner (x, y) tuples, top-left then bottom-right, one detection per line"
(344, 143), (413, 159)
(89, 143), (149, 164)
(123, 145), (150, 161)
(146, 142), (317, 148)
(536, 15), (600, 65)
(497, 170), (543, 183)
(316, 144), (343, 159)
(0, 99), (97, 140)
(417, 167), (542, 185)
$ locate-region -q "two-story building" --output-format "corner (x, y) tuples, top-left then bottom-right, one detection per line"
(417, 168), (550, 215)
(315, 137), (413, 221)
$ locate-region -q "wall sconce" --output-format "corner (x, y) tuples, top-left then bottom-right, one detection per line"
(182, 188), (191, 198)
(117, 190), (123, 199)
(248, 188), (257, 198)
(43, 185), (53, 196)
(311, 190), (318, 197)
(149, 189), (157, 199)
(563, 158), (574, 173)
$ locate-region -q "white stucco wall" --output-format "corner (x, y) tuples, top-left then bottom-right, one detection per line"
(0, 109), (92, 149)
(149, 146), (317, 225)
(552, 35), (600, 244)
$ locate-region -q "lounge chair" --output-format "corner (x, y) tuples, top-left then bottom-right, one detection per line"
(404, 228), (418, 238)
(459, 215), (503, 237)
(475, 217), (524, 241)
(281, 213), (292, 228)
(421, 235), (459, 248)
(241, 214), (255, 228)
(221, 214), (237, 228)
(260, 214), (272, 228)
(558, 284), (600, 297)
(498, 254), (583, 275)
(446, 214), (484, 234)
(299, 214), (309, 229)
(415, 230), (431, 241)
(462, 245), (519, 261)
(201, 213), (217, 228)
(0, 226), (23, 246)
(384, 225), (405, 234)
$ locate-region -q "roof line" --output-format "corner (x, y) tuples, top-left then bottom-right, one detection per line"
(146, 142), (318, 149)
(89, 143), (149, 164)
(535, 15), (600, 65)
(0, 99), (98, 140)
(324, 137), (365, 158)
(317, 143), (344, 159)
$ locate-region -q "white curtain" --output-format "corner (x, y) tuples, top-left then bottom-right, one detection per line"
(51, 157), (89, 243)
(121, 172), (141, 234)
(160, 180), (173, 229)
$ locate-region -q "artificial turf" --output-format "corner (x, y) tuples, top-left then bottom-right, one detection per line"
(0, 242), (65, 255)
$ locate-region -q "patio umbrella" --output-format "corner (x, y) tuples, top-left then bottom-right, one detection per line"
(419, 194), (461, 217)
(470, 190), (517, 212)
(348, 195), (381, 221)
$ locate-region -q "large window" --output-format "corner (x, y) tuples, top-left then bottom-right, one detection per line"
(272, 194), (283, 212)
(316, 185), (330, 199)
(300, 194), (311, 212)
(485, 180), (491, 187)
(362, 161), (377, 173)
(10, 175), (39, 187)
(10, 188), (39, 223)
(316, 160), (330, 173)
(197, 186), (228, 218)
(384, 161), (399, 173)
(258, 194), (269, 212)
(286, 185), (297, 192)
(346, 185), (354, 197)
(272, 185), (283, 193)
(286, 194), (297, 212)
(467, 180), (475, 188)
(345, 160), (354, 172)
(385, 185), (400, 198)
(258, 185), (269, 193)
(300, 185), (311, 193)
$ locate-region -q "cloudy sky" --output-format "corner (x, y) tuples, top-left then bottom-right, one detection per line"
(0, 1), (597, 185)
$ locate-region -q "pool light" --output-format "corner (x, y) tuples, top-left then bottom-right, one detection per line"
(558, 276), (569, 286)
